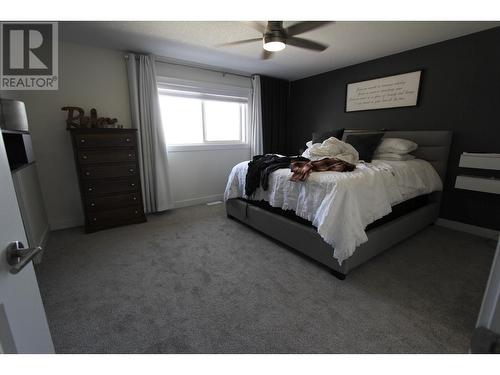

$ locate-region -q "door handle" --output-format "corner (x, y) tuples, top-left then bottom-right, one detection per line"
(5, 241), (42, 275)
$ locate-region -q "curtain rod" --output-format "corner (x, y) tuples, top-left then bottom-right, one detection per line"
(124, 53), (252, 79)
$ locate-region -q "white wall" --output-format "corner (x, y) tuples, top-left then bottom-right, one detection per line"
(155, 60), (251, 89)
(168, 147), (250, 207)
(1, 41), (132, 230)
(156, 60), (252, 207)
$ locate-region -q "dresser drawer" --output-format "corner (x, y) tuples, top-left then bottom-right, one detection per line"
(86, 206), (146, 231)
(78, 149), (137, 164)
(81, 164), (138, 179)
(75, 133), (136, 149)
(85, 192), (141, 211)
(84, 179), (139, 196)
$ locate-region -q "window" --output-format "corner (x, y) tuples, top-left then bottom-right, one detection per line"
(158, 85), (248, 147)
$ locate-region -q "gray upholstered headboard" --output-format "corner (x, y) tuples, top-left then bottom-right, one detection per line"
(343, 130), (453, 182)
(382, 131), (452, 182)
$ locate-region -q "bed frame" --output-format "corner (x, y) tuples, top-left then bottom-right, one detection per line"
(226, 130), (452, 279)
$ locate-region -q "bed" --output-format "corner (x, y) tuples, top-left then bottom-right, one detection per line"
(224, 130), (452, 279)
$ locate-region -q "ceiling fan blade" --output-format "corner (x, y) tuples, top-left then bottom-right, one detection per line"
(261, 50), (273, 60)
(285, 21), (332, 36)
(286, 37), (328, 52)
(243, 21), (267, 34)
(216, 38), (262, 47)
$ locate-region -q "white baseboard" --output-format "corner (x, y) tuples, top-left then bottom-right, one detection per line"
(173, 194), (224, 209)
(436, 218), (499, 240)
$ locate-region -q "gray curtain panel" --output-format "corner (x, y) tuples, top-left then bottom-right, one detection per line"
(249, 75), (263, 157)
(126, 53), (173, 213)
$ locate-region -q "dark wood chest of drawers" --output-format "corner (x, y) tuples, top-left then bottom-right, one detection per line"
(70, 129), (146, 233)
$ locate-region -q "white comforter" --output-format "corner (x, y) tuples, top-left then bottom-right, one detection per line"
(302, 137), (359, 164)
(224, 159), (442, 264)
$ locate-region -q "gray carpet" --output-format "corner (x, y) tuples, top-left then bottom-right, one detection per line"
(35, 203), (495, 353)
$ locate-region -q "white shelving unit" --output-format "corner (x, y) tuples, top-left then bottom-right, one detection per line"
(456, 153), (500, 194)
(455, 175), (500, 194)
(459, 153), (500, 171)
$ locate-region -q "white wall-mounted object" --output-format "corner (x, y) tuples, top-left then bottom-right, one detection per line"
(459, 152), (500, 170)
(455, 175), (500, 194)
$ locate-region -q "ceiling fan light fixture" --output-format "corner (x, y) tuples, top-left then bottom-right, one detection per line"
(263, 35), (286, 52)
(220, 21), (330, 59)
(263, 41), (286, 52)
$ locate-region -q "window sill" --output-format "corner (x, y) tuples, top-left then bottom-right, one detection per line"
(167, 143), (250, 152)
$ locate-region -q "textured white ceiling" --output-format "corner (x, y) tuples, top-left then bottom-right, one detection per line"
(60, 21), (500, 80)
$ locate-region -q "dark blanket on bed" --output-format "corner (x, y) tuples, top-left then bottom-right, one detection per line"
(245, 154), (309, 196)
(245, 154), (355, 196)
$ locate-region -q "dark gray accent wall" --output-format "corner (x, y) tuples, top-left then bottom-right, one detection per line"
(288, 27), (500, 230)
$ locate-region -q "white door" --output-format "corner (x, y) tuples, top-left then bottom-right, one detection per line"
(476, 236), (500, 332)
(0, 135), (54, 353)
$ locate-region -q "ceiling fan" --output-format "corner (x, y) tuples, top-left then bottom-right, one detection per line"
(218, 21), (332, 59)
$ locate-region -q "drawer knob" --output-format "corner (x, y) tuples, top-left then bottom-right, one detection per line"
(90, 202), (95, 207)
(131, 183), (135, 187)
(134, 210), (138, 214)
(128, 153), (132, 157)
(129, 169), (134, 173)
(82, 155), (88, 159)
(88, 187), (93, 191)
(80, 139), (86, 143)
(132, 196), (137, 201)
(85, 172), (91, 176)
(92, 218), (97, 222)
(126, 138), (131, 142)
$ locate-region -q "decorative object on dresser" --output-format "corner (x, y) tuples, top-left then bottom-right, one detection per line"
(61, 106), (121, 129)
(69, 128), (146, 233)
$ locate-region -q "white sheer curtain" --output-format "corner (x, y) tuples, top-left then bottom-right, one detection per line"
(126, 53), (173, 213)
(249, 75), (263, 157)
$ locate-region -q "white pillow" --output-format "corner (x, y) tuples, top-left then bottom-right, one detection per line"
(373, 153), (416, 161)
(375, 138), (418, 155)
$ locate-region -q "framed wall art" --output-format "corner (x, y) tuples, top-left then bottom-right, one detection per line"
(345, 70), (422, 112)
